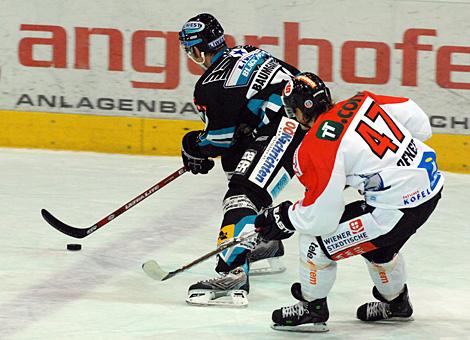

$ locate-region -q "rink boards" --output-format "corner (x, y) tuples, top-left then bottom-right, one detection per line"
(0, 110), (203, 156)
(0, 109), (468, 173)
(0, 0), (469, 172)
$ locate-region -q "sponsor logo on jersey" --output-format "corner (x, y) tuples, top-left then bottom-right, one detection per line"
(248, 117), (298, 187)
(315, 92), (365, 142)
(234, 149), (257, 175)
(349, 219), (364, 234)
(247, 57), (281, 94)
(268, 170), (290, 199)
(225, 50), (267, 87)
(316, 120), (344, 141)
(307, 241), (319, 259)
(418, 151), (441, 190)
(309, 270), (317, 285)
(402, 188), (432, 205)
(323, 229), (369, 253)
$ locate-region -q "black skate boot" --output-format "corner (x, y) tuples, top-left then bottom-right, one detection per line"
(271, 282), (329, 332)
(248, 239), (285, 275)
(186, 266), (249, 307)
(356, 285), (413, 321)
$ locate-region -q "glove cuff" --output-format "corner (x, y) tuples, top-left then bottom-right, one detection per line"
(182, 130), (205, 159)
(276, 201), (295, 232)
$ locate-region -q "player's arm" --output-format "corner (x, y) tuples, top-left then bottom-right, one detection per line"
(288, 166), (346, 236)
(255, 148), (347, 239)
(367, 92), (432, 142)
(182, 91), (239, 174)
(196, 123), (238, 158)
(197, 86), (241, 157)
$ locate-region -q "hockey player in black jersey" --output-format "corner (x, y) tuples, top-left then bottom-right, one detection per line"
(179, 13), (305, 306)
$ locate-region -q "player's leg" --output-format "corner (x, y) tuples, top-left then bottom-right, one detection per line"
(217, 117), (306, 273)
(185, 180), (284, 307)
(186, 117), (305, 306)
(271, 197), (409, 332)
(356, 190), (442, 321)
(270, 199), (406, 332)
(270, 234), (333, 332)
(216, 185), (286, 275)
(357, 250), (413, 321)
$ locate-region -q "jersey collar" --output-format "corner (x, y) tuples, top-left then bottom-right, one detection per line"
(211, 47), (229, 64)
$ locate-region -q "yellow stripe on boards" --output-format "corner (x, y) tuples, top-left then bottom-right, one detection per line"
(0, 110), (203, 156)
(426, 134), (470, 174)
(1, 110), (469, 173)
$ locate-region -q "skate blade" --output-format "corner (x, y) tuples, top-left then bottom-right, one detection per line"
(271, 322), (329, 333)
(250, 257), (286, 276)
(186, 290), (248, 307)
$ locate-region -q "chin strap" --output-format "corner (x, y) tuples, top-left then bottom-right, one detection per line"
(189, 51), (208, 70)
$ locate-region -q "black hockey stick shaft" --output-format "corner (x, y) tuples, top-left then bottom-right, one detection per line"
(143, 229), (258, 281)
(41, 166), (188, 239)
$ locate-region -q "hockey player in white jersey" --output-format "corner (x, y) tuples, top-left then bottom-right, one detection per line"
(254, 72), (444, 332)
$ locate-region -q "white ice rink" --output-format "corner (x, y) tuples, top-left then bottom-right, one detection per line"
(0, 147), (469, 340)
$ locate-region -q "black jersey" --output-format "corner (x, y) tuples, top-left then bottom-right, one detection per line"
(193, 45), (299, 158)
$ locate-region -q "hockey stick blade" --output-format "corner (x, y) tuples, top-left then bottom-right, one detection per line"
(142, 229), (258, 281)
(142, 260), (174, 281)
(41, 209), (91, 238)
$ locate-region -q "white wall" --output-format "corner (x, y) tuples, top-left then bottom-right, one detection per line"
(0, 0), (469, 134)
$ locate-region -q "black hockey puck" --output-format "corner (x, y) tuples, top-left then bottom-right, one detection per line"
(67, 243), (82, 251)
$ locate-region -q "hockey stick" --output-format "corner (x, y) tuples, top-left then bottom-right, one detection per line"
(142, 229), (258, 281)
(41, 166), (187, 239)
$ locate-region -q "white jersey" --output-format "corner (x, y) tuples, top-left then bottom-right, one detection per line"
(288, 91), (444, 236)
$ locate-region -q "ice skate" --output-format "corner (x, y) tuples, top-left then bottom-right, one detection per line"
(271, 282), (329, 332)
(249, 239), (286, 276)
(186, 266), (249, 307)
(356, 285), (413, 322)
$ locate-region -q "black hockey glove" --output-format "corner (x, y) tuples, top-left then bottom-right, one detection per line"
(181, 130), (215, 175)
(255, 201), (295, 240)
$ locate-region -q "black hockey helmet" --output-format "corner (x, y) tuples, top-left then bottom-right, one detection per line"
(282, 72), (332, 122)
(179, 13), (226, 55)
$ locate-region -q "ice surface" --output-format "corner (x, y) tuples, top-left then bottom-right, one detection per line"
(0, 148), (469, 339)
